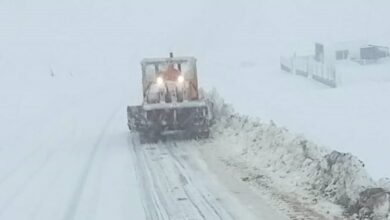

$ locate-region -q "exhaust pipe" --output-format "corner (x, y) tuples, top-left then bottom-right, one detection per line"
(169, 52), (181, 70)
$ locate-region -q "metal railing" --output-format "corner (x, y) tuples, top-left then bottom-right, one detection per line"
(281, 55), (337, 88)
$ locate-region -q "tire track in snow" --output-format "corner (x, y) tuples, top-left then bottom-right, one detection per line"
(0, 120), (65, 186)
(133, 141), (202, 219)
(153, 145), (207, 220)
(131, 138), (234, 220)
(29, 158), (67, 220)
(131, 138), (171, 220)
(62, 107), (120, 220)
(166, 142), (230, 220)
(0, 147), (44, 185)
(0, 149), (56, 217)
(0, 97), (101, 218)
(0, 93), (93, 186)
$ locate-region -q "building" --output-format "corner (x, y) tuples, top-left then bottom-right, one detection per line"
(315, 41), (390, 64)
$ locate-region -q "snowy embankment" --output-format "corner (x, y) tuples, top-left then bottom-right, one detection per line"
(200, 90), (390, 219)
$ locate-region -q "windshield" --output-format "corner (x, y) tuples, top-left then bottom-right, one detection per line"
(144, 61), (194, 82)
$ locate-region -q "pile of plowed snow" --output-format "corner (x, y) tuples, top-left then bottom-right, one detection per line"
(202, 90), (390, 219)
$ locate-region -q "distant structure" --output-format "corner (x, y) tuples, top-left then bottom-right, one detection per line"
(315, 42), (390, 64)
(281, 41), (390, 88)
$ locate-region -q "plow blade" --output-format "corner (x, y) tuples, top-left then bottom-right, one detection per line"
(127, 101), (212, 142)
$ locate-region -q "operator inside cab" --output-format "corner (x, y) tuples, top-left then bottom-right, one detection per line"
(163, 63), (181, 81)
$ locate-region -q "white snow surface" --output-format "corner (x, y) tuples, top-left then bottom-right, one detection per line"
(1, 0), (389, 179)
(199, 91), (390, 218)
(0, 73), (146, 219)
(213, 91), (374, 202)
(1, 1), (390, 219)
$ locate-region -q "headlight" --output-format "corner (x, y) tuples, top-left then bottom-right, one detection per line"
(177, 75), (184, 83)
(156, 77), (163, 85)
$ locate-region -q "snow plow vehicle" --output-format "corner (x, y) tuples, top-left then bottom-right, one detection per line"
(127, 53), (213, 143)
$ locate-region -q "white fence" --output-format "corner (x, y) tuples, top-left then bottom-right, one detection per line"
(280, 55), (337, 88)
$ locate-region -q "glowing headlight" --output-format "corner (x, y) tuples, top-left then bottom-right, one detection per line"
(177, 75), (184, 83)
(156, 77), (163, 85)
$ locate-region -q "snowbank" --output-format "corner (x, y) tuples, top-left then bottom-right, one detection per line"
(204, 91), (390, 219)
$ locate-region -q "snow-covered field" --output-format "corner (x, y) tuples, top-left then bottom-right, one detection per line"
(1, 0), (390, 219)
(226, 60), (390, 180)
(0, 73), (146, 219)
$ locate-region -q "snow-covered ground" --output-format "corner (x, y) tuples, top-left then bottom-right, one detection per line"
(0, 73), (146, 219)
(130, 137), (291, 220)
(1, 0), (390, 219)
(218, 60), (390, 180)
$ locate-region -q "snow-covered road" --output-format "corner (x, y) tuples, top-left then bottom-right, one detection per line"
(0, 76), (290, 220)
(131, 140), (234, 220)
(0, 84), (146, 220)
(130, 137), (289, 220)
(2, 1), (390, 219)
